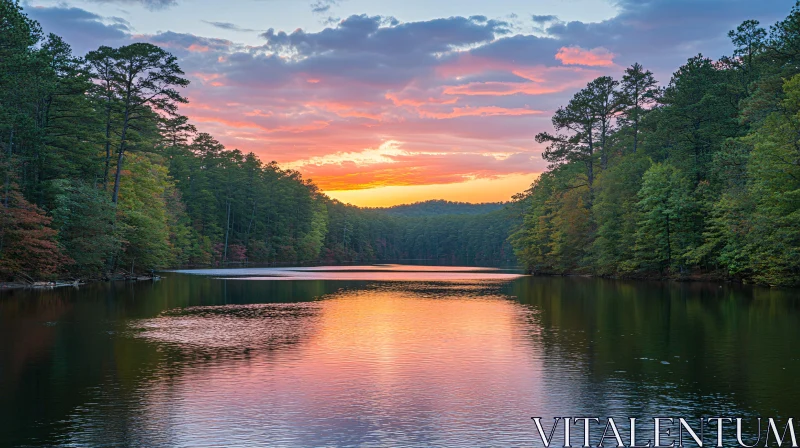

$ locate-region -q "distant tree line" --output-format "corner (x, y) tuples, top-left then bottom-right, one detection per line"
(322, 201), (519, 264)
(372, 200), (506, 217)
(0, 1), (515, 281)
(510, 4), (800, 286)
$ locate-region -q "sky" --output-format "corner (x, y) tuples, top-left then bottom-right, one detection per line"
(22, 0), (793, 206)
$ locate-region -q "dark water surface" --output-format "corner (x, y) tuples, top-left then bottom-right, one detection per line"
(1, 265), (799, 447)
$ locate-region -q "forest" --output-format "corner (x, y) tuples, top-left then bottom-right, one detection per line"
(0, 1), (516, 281)
(510, 3), (800, 286)
(4, 0), (800, 286)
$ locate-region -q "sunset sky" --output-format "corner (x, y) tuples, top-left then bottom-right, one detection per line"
(24, 0), (790, 206)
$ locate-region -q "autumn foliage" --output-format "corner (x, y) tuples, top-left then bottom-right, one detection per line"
(0, 188), (71, 280)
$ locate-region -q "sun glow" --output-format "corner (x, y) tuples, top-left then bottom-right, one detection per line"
(324, 173), (538, 207)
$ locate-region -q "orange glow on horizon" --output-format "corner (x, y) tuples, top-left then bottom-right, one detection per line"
(323, 173), (538, 207)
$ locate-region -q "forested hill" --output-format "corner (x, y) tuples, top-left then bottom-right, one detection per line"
(372, 200), (506, 217)
(510, 3), (800, 286)
(321, 201), (519, 265)
(0, 1), (517, 281)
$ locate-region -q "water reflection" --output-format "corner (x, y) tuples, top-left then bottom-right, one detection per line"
(0, 267), (798, 447)
(173, 265), (524, 281)
(510, 277), (800, 421)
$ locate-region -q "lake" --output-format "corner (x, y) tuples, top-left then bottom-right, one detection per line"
(1, 265), (798, 447)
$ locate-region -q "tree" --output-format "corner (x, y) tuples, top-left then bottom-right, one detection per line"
(635, 163), (696, 273)
(0, 0), (42, 208)
(510, 3), (800, 284)
(115, 153), (176, 271)
(85, 46), (121, 189)
(586, 76), (620, 169)
(591, 153), (650, 274)
(728, 20), (767, 95)
(536, 85), (599, 196)
(739, 74), (800, 285)
(50, 179), (119, 277)
(653, 55), (739, 182)
(616, 63), (659, 154)
(96, 43), (190, 204)
(0, 184), (70, 279)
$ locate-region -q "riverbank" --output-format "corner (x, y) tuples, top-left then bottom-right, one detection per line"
(0, 275), (159, 291)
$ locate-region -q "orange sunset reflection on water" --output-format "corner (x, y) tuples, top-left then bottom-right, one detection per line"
(11, 267), (800, 447)
(128, 278), (549, 446)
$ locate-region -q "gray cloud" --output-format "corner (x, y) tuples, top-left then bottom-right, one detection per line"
(84, 0), (177, 10)
(203, 21), (259, 32)
(544, 0), (789, 75)
(147, 31), (234, 53)
(25, 6), (130, 54)
(311, 0), (338, 14)
(261, 15), (510, 58)
(531, 14), (558, 24)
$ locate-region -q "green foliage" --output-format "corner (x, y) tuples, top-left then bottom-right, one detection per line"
(322, 199), (518, 264)
(737, 74), (800, 285)
(510, 163), (588, 273)
(6, 0), (800, 286)
(50, 179), (118, 277)
(511, 2), (800, 285)
(634, 163), (697, 272)
(116, 154), (175, 270)
(0, 2), (336, 278)
(591, 153), (650, 274)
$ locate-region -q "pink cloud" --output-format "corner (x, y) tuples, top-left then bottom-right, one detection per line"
(295, 150), (541, 190)
(416, 106), (543, 119)
(139, 22), (620, 193)
(555, 46), (616, 67)
(435, 54), (521, 79)
(187, 44), (210, 52)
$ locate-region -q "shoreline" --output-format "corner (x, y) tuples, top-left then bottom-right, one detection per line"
(2, 265), (788, 291)
(524, 270), (778, 287)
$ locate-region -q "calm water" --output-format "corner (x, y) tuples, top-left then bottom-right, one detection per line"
(1, 265), (799, 447)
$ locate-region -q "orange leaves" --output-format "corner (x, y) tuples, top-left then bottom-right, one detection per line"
(0, 189), (71, 280)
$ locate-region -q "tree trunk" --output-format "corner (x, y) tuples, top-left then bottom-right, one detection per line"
(102, 99), (112, 190)
(600, 121), (608, 170)
(3, 128), (13, 209)
(111, 106), (131, 204)
(665, 215), (672, 270)
(245, 201), (256, 243)
(223, 199), (231, 263)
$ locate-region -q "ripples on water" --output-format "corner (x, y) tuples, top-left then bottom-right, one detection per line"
(131, 303), (323, 351)
(2, 265), (799, 447)
(119, 280), (541, 446)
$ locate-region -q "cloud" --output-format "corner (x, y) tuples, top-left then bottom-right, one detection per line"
(532, 14), (558, 24)
(287, 141), (540, 190)
(83, 0), (177, 10)
(138, 2), (789, 189)
(146, 31), (235, 55)
(260, 14), (510, 59)
(311, 0), (337, 14)
(544, 0), (788, 74)
(203, 21), (259, 33)
(25, 0), (794, 194)
(25, 5), (130, 54)
(322, 16), (341, 26)
(555, 46), (616, 67)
